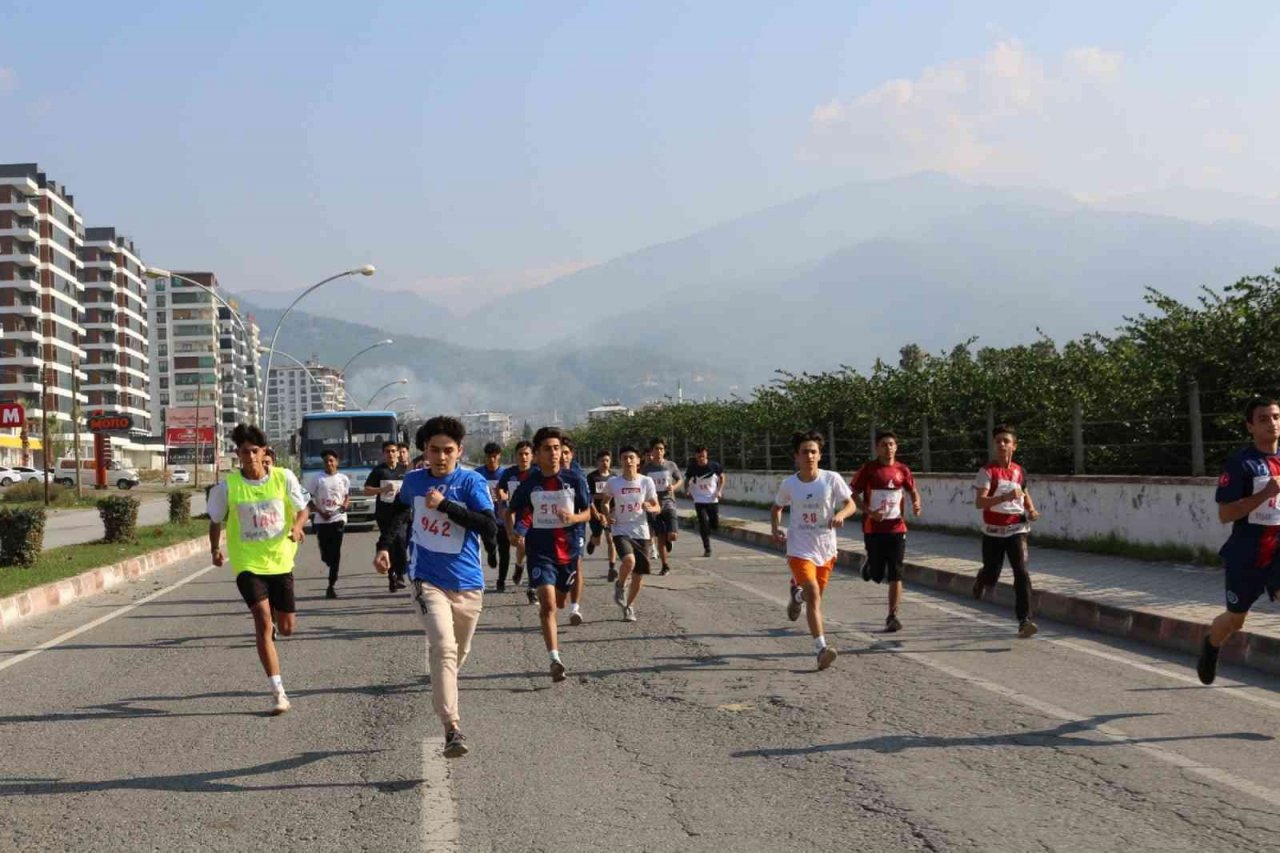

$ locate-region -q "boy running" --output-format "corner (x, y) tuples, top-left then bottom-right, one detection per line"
(560, 437), (588, 625)
(208, 423), (310, 715)
(586, 450), (618, 580)
(375, 416), (498, 758)
(683, 446), (725, 557)
(607, 446), (660, 622)
(771, 430), (855, 671)
(498, 440), (535, 600)
(364, 440), (409, 592)
(641, 438), (682, 574)
(479, 442), (509, 586)
(1197, 399), (1280, 684)
(506, 426), (592, 681)
(972, 425), (1041, 638)
(305, 450), (350, 599)
(851, 430), (922, 633)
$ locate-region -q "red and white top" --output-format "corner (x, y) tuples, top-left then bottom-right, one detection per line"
(850, 461), (915, 535)
(973, 462), (1029, 537)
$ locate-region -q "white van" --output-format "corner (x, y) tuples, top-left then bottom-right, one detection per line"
(55, 458), (141, 490)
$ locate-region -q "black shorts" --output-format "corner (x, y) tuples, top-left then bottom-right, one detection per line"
(1224, 557), (1280, 614)
(864, 533), (905, 583)
(650, 503), (678, 536)
(612, 535), (652, 575)
(235, 571), (296, 613)
(589, 516), (609, 537)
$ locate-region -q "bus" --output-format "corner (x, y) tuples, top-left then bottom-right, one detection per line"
(299, 410), (399, 527)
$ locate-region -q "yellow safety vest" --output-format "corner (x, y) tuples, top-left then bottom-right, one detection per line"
(224, 467), (298, 576)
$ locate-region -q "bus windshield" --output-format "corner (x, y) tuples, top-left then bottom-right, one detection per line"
(300, 414), (397, 471)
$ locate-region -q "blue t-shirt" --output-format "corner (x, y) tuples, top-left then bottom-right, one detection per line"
(480, 463), (504, 505)
(1215, 445), (1280, 568)
(507, 467), (591, 565)
(397, 466), (494, 590)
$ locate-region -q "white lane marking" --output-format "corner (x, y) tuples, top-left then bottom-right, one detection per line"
(0, 563), (219, 674)
(694, 563), (1280, 809)
(421, 736), (460, 852)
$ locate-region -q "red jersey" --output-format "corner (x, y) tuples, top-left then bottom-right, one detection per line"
(973, 462), (1029, 537)
(850, 460), (915, 534)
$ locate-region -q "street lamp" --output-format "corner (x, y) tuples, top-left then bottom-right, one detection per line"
(366, 378), (408, 408)
(262, 264), (375, 414)
(340, 338), (393, 375)
(381, 395), (409, 411)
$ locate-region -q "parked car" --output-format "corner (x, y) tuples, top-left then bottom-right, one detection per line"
(170, 467), (190, 484)
(54, 458), (141, 490)
(10, 466), (46, 484)
(0, 466), (19, 486)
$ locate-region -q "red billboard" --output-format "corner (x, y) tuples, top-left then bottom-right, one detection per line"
(0, 402), (24, 428)
(166, 426), (217, 447)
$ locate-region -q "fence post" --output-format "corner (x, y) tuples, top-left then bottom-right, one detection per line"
(719, 435), (725, 466)
(740, 433), (747, 470)
(1072, 401), (1085, 475)
(868, 413), (877, 460)
(921, 414), (932, 473)
(986, 404), (996, 460)
(1189, 379), (1205, 476)
(765, 431), (772, 474)
(828, 422), (837, 472)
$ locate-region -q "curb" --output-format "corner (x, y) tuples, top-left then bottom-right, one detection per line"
(0, 535), (208, 634)
(683, 515), (1279, 678)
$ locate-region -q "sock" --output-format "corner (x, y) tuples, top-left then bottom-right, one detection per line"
(550, 649), (561, 663)
(570, 602), (580, 614)
(269, 674), (284, 692)
(813, 636), (827, 652)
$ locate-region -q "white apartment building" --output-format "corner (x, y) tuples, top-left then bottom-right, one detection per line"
(147, 272), (223, 459)
(218, 296), (261, 436)
(461, 411), (512, 447)
(81, 227), (151, 433)
(266, 361), (344, 445)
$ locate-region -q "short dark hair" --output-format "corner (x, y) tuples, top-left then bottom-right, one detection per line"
(397, 442), (409, 452)
(416, 415), (465, 450)
(693, 445), (708, 453)
(875, 430), (898, 444)
(483, 442), (503, 456)
(791, 430), (824, 452)
(1245, 398), (1280, 424)
(648, 437), (666, 450)
(618, 444), (639, 458)
(321, 449), (339, 461)
(514, 440), (533, 453)
(992, 424), (1017, 440)
(265, 447), (277, 461)
(231, 422), (268, 449)
(596, 449), (611, 460)
(562, 436), (575, 450)
(532, 426), (565, 450)
(381, 440), (398, 451)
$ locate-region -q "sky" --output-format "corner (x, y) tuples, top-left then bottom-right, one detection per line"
(3, 0), (1279, 311)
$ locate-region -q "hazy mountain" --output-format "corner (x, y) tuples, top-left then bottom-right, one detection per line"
(238, 280), (452, 337)
(1098, 187), (1280, 230)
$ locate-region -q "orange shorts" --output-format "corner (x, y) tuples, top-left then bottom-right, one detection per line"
(788, 557), (835, 592)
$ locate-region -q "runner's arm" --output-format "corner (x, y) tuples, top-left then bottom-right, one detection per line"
(770, 504), (785, 539)
(642, 498), (661, 513)
(1219, 486), (1280, 523)
(208, 521), (223, 565)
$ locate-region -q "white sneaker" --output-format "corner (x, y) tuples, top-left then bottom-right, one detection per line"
(271, 689), (291, 716)
(623, 606), (637, 622)
(816, 647), (837, 671)
(569, 610), (583, 626)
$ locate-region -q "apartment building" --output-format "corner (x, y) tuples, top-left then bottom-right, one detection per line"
(218, 297), (261, 436)
(146, 272), (222, 459)
(266, 361), (344, 445)
(461, 411), (512, 447)
(81, 227), (151, 433)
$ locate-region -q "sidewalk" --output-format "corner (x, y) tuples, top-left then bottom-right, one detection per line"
(689, 505), (1280, 676)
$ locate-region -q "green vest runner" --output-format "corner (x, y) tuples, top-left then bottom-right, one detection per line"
(224, 467), (298, 576)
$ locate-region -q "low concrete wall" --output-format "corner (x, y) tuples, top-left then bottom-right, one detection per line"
(720, 470), (1224, 553)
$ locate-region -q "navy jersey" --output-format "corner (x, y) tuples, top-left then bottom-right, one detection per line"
(507, 467), (592, 564)
(480, 463), (504, 505)
(1216, 446), (1280, 568)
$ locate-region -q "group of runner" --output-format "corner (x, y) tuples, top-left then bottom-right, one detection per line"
(206, 396), (1280, 759)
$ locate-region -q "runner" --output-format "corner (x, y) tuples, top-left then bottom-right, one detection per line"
(971, 424), (1041, 638)
(479, 442), (510, 588)
(683, 445), (725, 557)
(505, 426), (592, 681)
(264, 447), (277, 471)
(498, 440), (535, 601)
(364, 440), (410, 592)
(374, 415), (497, 758)
(770, 430), (855, 671)
(398, 442), (411, 469)
(305, 450), (351, 599)
(208, 423), (310, 715)
(606, 446), (660, 622)
(1197, 398), (1280, 685)
(851, 430), (922, 633)
(561, 436), (588, 624)
(586, 450), (618, 580)
(641, 438), (682, 575)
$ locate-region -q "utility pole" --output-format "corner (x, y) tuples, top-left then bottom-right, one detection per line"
(71, 357), (82, 500)
(40, 364), (50, 506)
(194, 369), (202, 491)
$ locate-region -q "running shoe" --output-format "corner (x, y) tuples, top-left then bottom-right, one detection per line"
(786, 586), (803, 622)
(526, 588), (537, 604)
(1017, 619), (1039, 639)
(703, 547), (712, 558)
(271, 690), (291, 716)
(512, 565), (524, 585)
(623, 606), (637, 623)
(496, 582), (506, 593)
(443, 728), (469, 758)
(550, 659), (567, 682)
(648, 541), (658, 560)
(971, 576), (984, 600)
(607, 566), (618, 582)
(860, 556), (871, 582)
(613, 582), (626, 607)
(816, 647), (838, 671)
(885, 613), (902, 633)
(569, 611), (583, 626)
(325, 586), (337, 599)
(486, 546), (497, 569)
(586, 540), (596, 556)
(271, 622), (278, 641)
(1197, 635), (1219, 685)
(660, 564), (671, 576)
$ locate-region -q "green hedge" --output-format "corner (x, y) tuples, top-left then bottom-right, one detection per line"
(168, 490), (192, 525)
(97, 496), (140, 544)
(0, 506), (46, 566)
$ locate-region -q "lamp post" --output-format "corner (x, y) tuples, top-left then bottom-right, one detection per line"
(365, 378), (408, 408)
(381, 395), (409, 411)
(340, 338), (393, 375)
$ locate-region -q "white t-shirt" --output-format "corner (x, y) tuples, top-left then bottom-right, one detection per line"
(207, 469), (310, 524)
(774, 469), (852, 564)
(606, 474), (658, 540)
(304, 471), (351, 525)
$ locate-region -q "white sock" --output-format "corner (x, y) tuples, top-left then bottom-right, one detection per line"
(813, 636), (827, 652)
(570, 602), (580, 614)
(269, 674), (284, 692)
(550, 649), (561, 663)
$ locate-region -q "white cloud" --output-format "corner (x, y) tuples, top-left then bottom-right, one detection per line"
(1064, 47), (1122, 79)
(0, 67), (16, 95)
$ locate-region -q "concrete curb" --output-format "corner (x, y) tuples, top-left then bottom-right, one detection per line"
(683, 515), (1279, 678)
(0, 535), (208, 634)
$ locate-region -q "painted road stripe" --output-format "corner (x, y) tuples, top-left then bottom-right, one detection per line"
(421, 736), (460, 852)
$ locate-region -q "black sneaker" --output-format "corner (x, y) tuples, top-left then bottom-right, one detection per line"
(607, 566), (618, 582)
(496, 582), (506, 593)
(587, 540), (596, 556)
(660, 564), (671, 576)
(1197, 635), (1219, 685)
(550, 659), (567, 682)
(971, 576), (984, 600)
(443, 728), (469, 759)
(325, 586), (337, 599)
(1017, 619), (1039, 639)
(512, 565), (524, 585)
(486, 546), (497, 569)
(885, 613), (902, 633)
(860, 556), (871, 582)
(526, 588), (537, 604)
(786, 586), (803, 622)
(703, 548), (712, 558)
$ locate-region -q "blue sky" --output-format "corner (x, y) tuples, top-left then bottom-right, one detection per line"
(2, 0), (1278, 309)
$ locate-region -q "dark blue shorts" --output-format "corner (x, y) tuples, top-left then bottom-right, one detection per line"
(1224, 558), (1280, 613)
(528, 555), (578, 592)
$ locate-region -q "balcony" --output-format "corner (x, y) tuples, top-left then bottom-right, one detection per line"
(0, 223), (38, 241)
(0, 249), (39, 268)
(0, 355), (41, 369)
(0, 302), (40, 317)
(0, 200), (38, 216)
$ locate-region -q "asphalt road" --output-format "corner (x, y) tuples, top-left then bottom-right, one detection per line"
(2, 529), (1279, 851)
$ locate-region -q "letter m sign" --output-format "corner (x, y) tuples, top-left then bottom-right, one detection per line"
(0, 402), (25, 427)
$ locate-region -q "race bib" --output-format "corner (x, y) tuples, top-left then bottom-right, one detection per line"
(237, 499), (285, 542)
(795, 497), (829, 532)
(991, 479), (1024, 515)
(649, 470), (671, 492)
(487, 479), (500, 500)
(1249, 475), (1280, 526)
(379, 479), (403, 503)
(869, 488), (902, 520)
(692, 476), (718, 499)
(593, 479), (607, 495)
(533, 489), (575, 529)
(413, 497), (463, 554)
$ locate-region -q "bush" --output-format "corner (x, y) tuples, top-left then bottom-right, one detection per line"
(168, 490), (191, 524)
(97, 496), (140, 544)
(2, 480), (77, 507)
(0, 506), (46, 566)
